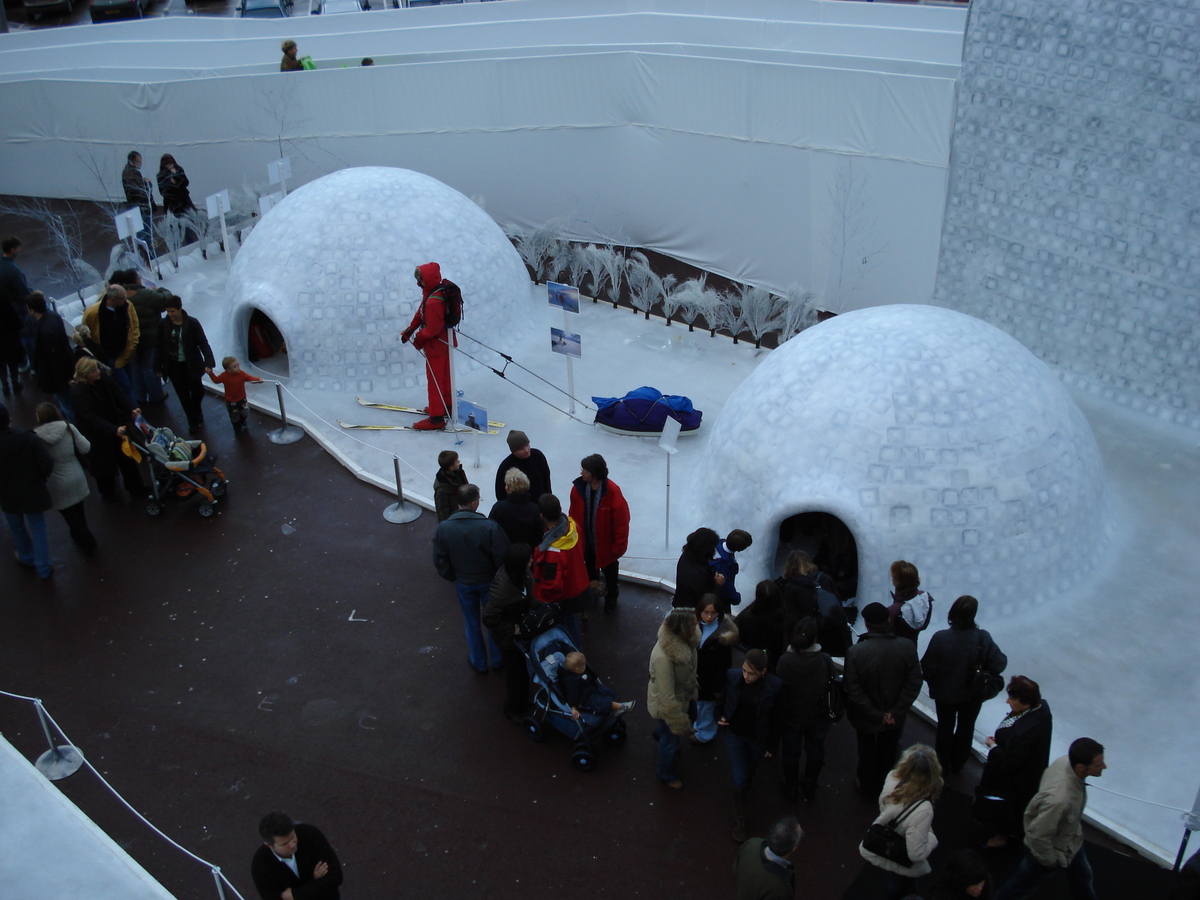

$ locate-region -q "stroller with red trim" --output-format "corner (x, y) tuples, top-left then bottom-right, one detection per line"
(131, 420), (228, 517)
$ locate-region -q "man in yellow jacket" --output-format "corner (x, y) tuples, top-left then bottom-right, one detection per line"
(81, 284), (139, 397)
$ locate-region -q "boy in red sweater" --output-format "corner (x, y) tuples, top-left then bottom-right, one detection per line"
(206, 356), (263, 435)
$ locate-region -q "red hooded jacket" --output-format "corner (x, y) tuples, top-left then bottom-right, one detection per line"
(407, 262), (456, 354)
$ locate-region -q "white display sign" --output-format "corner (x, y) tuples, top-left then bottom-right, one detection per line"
(258, 191), (283, 217)
(205, 189), (231, 219)
(658, 414), (682, 455)
(268, 156), (292, 185)
(113, 207), (143, 240)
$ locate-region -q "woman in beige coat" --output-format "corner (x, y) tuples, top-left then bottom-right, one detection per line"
(860, 743), (942, 899)
(647, 607), (700, 789)
(33, 402), (97, 555)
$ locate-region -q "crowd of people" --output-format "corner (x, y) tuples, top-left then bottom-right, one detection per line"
(0, 230), (266, 577)
(420, 428), (1121, 900)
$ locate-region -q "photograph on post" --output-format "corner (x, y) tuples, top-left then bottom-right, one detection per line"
(547, 282), (581, 314)
(457, 400), (489, 432)
(550, 327), (582, 359)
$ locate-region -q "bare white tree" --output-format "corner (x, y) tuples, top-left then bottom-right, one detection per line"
(708, 290), (742, 341)
(627, 251), (673, 319)
(779, 283), (818, 341)
(737, 283), (782, 348)
(671, 276), (720, 332)
(585, 243), (625, 307)
(515, 222), (563, 283)
(0, 197), (103, 301)
(822, 158), (885, 313)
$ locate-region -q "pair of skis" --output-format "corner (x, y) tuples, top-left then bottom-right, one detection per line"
(337, 398), (503, 434)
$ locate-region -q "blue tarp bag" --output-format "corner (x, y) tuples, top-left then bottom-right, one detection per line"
(591, 386), (702, 433)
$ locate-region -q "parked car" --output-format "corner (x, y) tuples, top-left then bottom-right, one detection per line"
(90, 0), (148, 20)
(313, 0), (366, 12)
(24, 0), (74, 19)
(236, 0), (291, 16)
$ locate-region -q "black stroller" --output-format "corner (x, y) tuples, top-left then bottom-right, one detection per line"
(517, 625), (628, 772)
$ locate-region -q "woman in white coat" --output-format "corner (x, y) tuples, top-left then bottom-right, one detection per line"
(860, 743), (942, 899)
(34, 402), (97, 555)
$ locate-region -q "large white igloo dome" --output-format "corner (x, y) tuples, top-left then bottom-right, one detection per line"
(220, 167), (534, 394)
(696, 305), (1112, 614)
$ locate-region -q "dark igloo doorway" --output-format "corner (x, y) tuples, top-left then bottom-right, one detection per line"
(246, 309), (288, 379)
(774, 512), (859, 602)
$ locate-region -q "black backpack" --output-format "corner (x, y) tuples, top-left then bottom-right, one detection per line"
(438, 279), (464, 329)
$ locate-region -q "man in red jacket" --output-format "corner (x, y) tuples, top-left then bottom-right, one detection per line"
(401, 262), (455, 431)
(531, 493), (591, 645)
(569, 453), (630, 614)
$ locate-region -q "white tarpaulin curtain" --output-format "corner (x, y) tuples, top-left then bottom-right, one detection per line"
(0, 0), (965, 305)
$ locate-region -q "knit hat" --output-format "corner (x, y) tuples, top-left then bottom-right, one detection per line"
(506, 430), (530, 452)
(861, 602), (889, 626)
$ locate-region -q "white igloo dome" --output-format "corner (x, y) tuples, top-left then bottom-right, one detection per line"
(696, 305), (1112, 614)
(220, 167), (534, 394)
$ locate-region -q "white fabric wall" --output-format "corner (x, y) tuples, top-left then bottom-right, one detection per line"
(0, 0), (966, 305)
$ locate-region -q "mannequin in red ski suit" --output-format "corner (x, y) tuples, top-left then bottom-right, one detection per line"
(401, 262), (454, 431)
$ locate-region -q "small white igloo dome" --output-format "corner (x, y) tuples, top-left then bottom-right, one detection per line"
(220, 167), (533, 394)
(696, 305), (1111, 614)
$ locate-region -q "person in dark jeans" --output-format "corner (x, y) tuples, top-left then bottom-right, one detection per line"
(920, 595), (1008, 774)
(156, 296), (214, 435)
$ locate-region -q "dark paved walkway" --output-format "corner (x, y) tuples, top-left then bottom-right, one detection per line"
(0, 204), (1169, 900)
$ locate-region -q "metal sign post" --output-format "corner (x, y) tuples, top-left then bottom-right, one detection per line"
(658, 415), (682, 551)
(1174, 781), (1200, 872)
(268, 156), (292, 198)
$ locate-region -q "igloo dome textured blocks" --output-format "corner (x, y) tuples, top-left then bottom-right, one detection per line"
(697, 304), (1112, 613)
(222, 167), (535, 395)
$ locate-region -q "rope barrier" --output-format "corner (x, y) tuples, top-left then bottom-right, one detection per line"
(448, 338), (595, 426)
(0, 691), (247, 900)
(1086, 783), (1191, 814)
(454, 329), (597, 413)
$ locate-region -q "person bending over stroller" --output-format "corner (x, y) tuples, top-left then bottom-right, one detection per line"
(558, 652), (635, 725)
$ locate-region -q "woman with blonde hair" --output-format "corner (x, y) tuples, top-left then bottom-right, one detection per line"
(647, 607), (700, 789)
(860, 743), (942, 899)
(70, 357), (146, 501)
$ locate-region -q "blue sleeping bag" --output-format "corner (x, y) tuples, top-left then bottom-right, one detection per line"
(592, 386), (702, 433)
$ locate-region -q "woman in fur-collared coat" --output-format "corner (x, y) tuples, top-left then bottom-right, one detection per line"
(647, 607), (700, 789)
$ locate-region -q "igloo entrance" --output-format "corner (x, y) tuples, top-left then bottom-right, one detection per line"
(774, 512), (859, 603)
(246, 309), (288, 379)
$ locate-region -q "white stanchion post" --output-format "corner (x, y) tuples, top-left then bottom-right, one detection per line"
(211, 867), (227, 900)
(34, 700), (83, 780)
(659, 415), (682, 551)
(267, 382), (304, 444)
(383, 455), (422, 524)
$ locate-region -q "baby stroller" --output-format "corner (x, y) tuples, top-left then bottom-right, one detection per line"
(517, 625), (628, 772)
(133, 423), (228, 517)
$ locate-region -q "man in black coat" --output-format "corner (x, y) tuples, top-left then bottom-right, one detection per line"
(26, 292), (77, 420)
(157, 296), (214, 435)
(251, 811), (342, 900)
(843, 602), (923, 796)
(493, 429), (552, 502)
(0, 403), (55, 579)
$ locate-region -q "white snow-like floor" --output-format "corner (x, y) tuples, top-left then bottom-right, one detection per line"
(75, 247), (1198, 865)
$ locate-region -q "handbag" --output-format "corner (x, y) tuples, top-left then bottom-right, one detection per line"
(862, 799), (927, 868)
(517, 601), (560, 638)
(968, 631), (1004, 702)
(821, 654), (846, 723)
